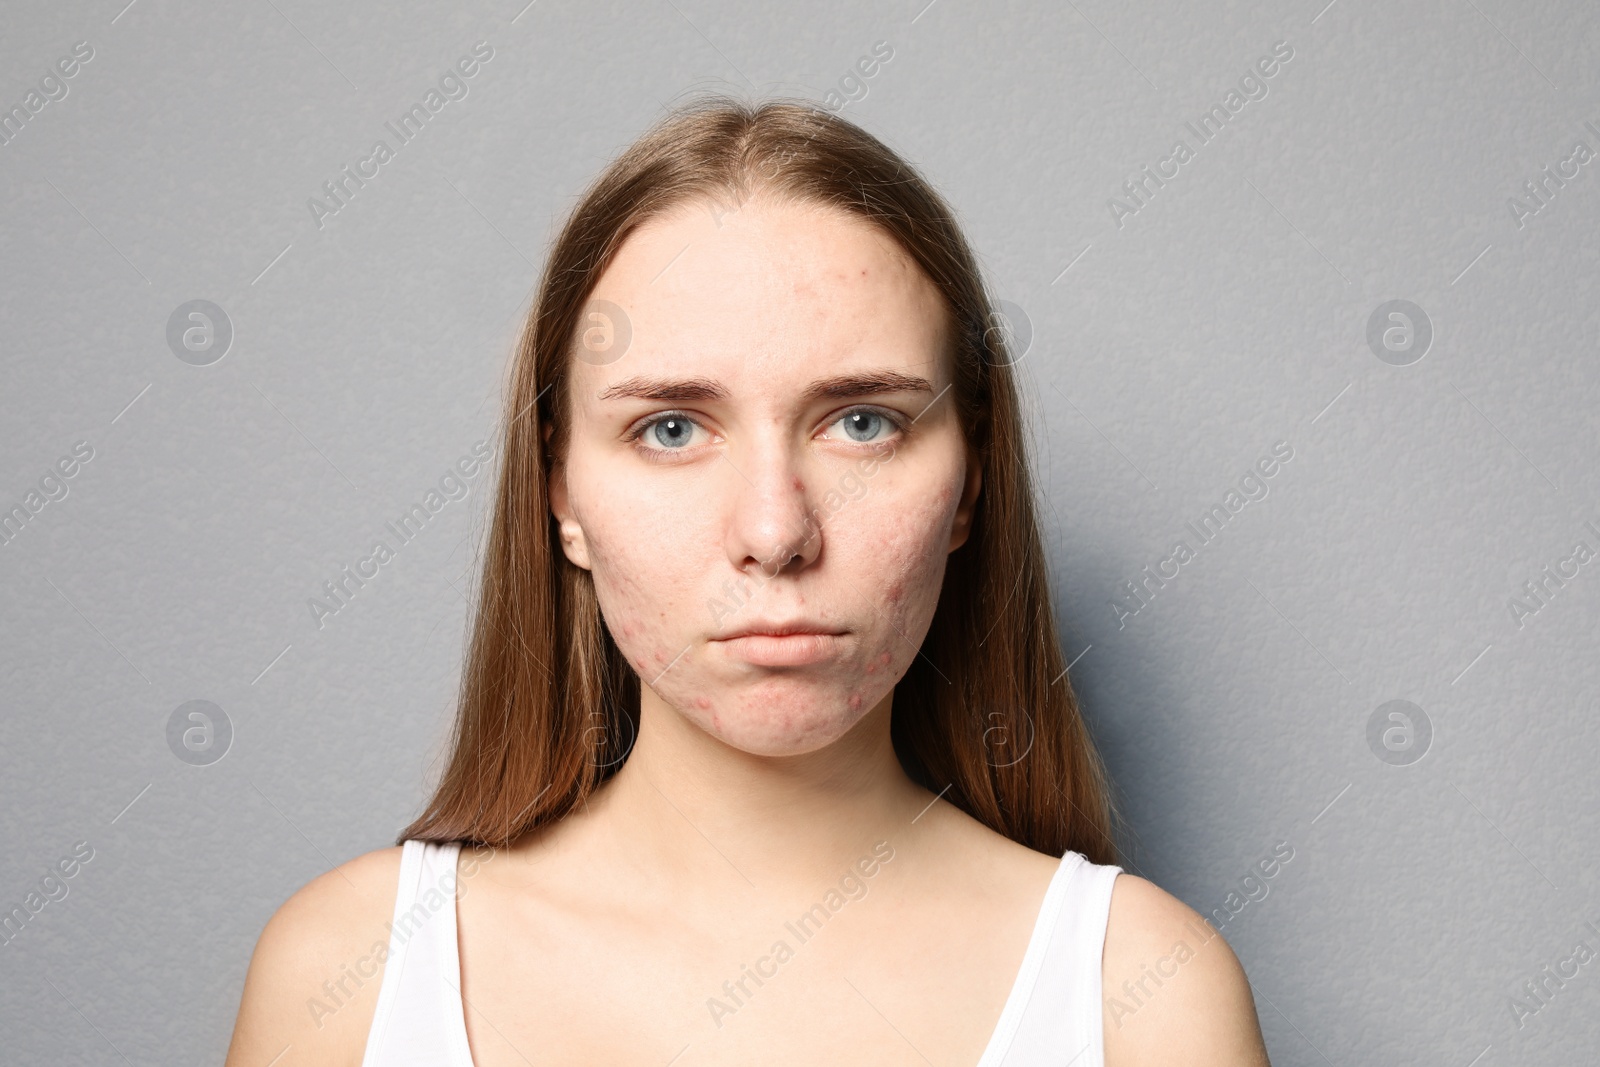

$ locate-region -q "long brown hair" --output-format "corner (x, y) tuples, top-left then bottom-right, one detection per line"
(400, 96), (1117, 865)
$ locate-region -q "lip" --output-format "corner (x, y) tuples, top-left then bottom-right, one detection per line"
(717, 620), (843, 639)
(712, 623), (847, 667)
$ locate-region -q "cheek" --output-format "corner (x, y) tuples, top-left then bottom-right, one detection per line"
(867, 480), (960, 607)
(575, 486), (717, 668)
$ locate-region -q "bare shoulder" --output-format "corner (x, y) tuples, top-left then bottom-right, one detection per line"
(223, 845), (406, 1067)
(913, 795), (1065, 903)
(1101, 873), (1271, 1067)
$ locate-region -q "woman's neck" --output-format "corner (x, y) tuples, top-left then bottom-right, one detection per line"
(548, 684), (933, 897)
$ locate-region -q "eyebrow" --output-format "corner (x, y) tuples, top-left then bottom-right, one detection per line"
(595, 371), (935, 403)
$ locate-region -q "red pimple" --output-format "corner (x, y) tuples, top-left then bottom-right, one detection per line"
(696, 696), (710, 709)
(849, 693), (862, 710)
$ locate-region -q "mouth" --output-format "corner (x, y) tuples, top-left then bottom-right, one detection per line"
(711, 622), (848, 667)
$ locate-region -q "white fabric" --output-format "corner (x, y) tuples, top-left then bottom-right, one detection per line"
(361, 838), (1121, 1066)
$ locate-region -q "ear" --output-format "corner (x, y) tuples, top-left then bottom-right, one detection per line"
(948, 445), (983, 553)
(545, 421), (592, 570)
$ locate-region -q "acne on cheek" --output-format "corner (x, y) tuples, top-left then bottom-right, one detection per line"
(586, 528), (698, 673)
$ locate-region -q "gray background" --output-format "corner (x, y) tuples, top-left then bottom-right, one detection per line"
(2, 0), (1596, 1063)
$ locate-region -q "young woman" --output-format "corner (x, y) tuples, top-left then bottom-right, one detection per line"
(225, 98), (1271, 1066)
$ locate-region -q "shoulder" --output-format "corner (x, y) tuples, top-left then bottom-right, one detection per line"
(223, 844), (409, 1067)
(1100, 873), (1271, 1067)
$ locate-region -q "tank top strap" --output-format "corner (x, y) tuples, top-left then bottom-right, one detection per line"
(360, 839), (474, 1067)
(993, 852), (1124, 1066)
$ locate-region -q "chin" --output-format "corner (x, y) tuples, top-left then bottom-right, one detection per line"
(676, 678), (885, 757)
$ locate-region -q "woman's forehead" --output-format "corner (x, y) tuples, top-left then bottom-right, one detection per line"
(574, 196), (952, 397)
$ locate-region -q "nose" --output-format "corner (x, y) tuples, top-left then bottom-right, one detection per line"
(723, 441), (822, 578)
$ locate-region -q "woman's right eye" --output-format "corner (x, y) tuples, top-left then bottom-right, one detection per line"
(630, 413), (705, 453)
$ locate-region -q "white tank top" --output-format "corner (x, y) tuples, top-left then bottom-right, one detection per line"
(360, 838), (1122, 1067)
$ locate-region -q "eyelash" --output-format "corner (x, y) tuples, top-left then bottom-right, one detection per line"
(823, 407), (909, 443)
(624, 406), (908, 454)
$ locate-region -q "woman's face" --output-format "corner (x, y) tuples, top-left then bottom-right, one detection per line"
(550, 193), (981, 757)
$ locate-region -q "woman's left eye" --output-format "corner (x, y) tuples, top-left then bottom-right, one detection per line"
(824, 409), (901, 444)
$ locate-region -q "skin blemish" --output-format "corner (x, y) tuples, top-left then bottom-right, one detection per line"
(696, 696), (711, 709)
(849, 693), (862, 710)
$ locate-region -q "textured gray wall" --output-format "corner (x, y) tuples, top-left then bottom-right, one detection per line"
(2, 0), (1596, 1063)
